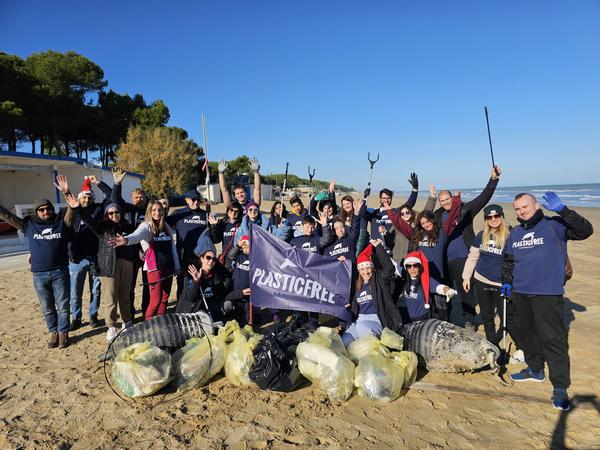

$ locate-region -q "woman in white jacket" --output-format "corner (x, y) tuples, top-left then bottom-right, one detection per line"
(110, 200), (180, 321)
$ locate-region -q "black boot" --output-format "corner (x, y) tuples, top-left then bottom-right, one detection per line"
(89, 315), (100, 328)
(69, 318), (82, 331)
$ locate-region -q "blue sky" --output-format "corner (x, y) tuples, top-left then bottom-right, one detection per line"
(2, 1), (599, 192)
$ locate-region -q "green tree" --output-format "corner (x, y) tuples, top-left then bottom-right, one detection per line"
(116, 126), (203, 197)
(0, 53), (32, 151)
(132, 100), (170, 128)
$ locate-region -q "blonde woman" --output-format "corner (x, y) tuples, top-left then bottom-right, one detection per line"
(462, 204), (519, 348)
(110, 200), (180, 320)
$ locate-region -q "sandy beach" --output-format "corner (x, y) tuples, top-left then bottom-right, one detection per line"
(1, 196), (599, 449)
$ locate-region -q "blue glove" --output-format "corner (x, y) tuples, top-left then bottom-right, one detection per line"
(542, 191), (565, 212)
(500, 283), (512, 297)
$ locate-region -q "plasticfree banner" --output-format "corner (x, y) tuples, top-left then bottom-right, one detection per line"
(249, 224), (353, 322)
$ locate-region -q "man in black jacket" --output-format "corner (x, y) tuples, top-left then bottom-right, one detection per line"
(434, 165), (501, 330)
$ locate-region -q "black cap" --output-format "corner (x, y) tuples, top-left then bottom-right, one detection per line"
(33, 199), (54, 212)
(483, 204), (504, 218)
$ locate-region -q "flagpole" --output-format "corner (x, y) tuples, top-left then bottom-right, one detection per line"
(202, 113), (210, 202)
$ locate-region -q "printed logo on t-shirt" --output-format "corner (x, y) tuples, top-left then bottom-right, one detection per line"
(301, 242), (317, 252)
(356, 289), (373, 304)
(329, 242), (349, 256)
(154, 231), (172, 242)
(184, 215), (207, 225)
(236, 260), (250, 271)
(480, 239), (503, 255)
(376, 214), (391, 226)
(404, 284), (419, 300)
(203, 286), (214, 298)
(33, 227), (62, 240)
(513, 231), (544, 249)
(136, 214), (145, 225)
(418, 236), (435, 247)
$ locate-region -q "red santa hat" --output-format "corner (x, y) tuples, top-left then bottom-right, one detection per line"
(239, 234), (250, 243)
(403, 251), (431, 309)
(357, 244), (375, 270)
(77, 177), (95, 201)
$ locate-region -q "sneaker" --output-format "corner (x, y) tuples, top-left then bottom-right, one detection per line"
(69, 318), (82, 332)
(58, 332), (69, 349)
(48, 332), (59, 349)
(552, 388), (571, 411)
(511, 367), (545, 383)
(89, 315), (100, 328)
(121, 321), (133, 331)
(106, 326), (118, 342)
(509, 349), (525, 365)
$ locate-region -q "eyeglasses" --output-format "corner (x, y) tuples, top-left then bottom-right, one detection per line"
(203, 255), (215, 261)
(37, 207), (52, 213)
(486, 214), (502, 220)
(401, 210), (411, 216)
(248, 208), (259, 213)
(107, 211), (121, 216)
(405, 263), (421, 269)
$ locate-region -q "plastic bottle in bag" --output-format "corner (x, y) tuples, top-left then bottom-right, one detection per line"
(224, 327), (263, 386)
(346, 335), (390, 363)
(353, 354), (405, 402)
(111, 342), (171, 398)
(171, 321), (237, 391)
(296, 327), (355, 403)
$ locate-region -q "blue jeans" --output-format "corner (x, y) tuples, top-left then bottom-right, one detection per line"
(69, 258), (101, 319)
(32, 268), (70, 333)
(342, 313), (383, 347)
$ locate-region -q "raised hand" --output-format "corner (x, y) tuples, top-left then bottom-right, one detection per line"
(218, 159), (228, 173)
(64, 192), (79, 208)
(54, 174), (69, 194)
(188, 264), (202, 283)
(208, 214), (218, 225)
(250, 158), (260, 172)
(108, 234), (127, 247)
(88, 175), (100, 185)
(408, 172), (419, 190)
(429, 184), (436, 197)
(112, 166), (126, 184)
(318, 210), (328, 226)
(491, 165), (502, 180)
(370, 238), (382, 247)
(354, 198), (365, 215)
(542, 191), (565, 212)
(328, 178), (336, 193)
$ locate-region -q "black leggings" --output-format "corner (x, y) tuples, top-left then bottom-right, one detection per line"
(473, 278), (521, 349)
(447, 258), (477, 324)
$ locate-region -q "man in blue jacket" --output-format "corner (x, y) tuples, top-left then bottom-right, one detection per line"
(502, 191), (593, 411)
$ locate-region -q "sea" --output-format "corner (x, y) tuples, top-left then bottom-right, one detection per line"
(396, 183), (600, 208)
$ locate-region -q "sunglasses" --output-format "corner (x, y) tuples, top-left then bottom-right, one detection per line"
(107, 210), (121, 216)
(401, 210), (411, 216)
(405, 263), (421, 269)
(248, 208), (259, 213)
(203, 255), (216, 261)
(486, 214), (502, 220)
(37, 207), (52, 213)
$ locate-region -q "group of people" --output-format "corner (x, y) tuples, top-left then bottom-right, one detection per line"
(0, 158), (593, 412)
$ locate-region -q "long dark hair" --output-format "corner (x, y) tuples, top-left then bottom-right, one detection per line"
(411, 210), (440, 248)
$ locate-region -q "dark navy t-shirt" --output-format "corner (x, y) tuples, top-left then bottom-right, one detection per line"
(232, 252), (250, 290)
(442, 211), (469, 260)
(505, 217), (567, 295)
(324, 235), (356, 262)
(167, 207), (208, 262)
(414, 231), (447, 280)
(290, 234), (320, 253)
(356, 282), (376, 315)
(24, 217), (71, 272)
(403, 277), (440, 322)
(473, 231), (503, 283)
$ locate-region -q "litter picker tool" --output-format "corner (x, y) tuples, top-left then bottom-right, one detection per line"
(364, 152), (380, 199)
(484, 106), (496, 168)
(281, 162), (289, 202)
(308, 166), (316, 195)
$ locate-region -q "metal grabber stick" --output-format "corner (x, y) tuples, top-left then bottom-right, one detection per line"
(308, 166), (316, 195)
(364, 152), (380, 199)
(484, 106), (496, 168)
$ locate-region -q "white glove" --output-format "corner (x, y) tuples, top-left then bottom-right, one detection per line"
(218, 160), (228, 173)
(445, 288), (458, 302)
(250, 157), (260, 172)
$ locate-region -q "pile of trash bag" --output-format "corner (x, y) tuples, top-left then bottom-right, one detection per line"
(170, 320), (238, 391)
(224, 325), (263, 386)
(111, 342), (171, 398)
(249, 314), (315, 392)
(350, 329), (418, 402)
(296, 327), (355, 402)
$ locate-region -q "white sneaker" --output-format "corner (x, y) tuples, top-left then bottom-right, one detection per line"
(106, 326), (118, 342)
(509, 349), (525, 364)
(121, 321), (133, 331)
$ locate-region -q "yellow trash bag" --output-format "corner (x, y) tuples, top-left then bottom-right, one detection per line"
(390, 351), (418, 387)
(111, 342), (171, 398)
(296, 327), (355, 402)
(171, 321), (237, 391)
(346, 335), (390, 363)
(353, 353), (405, 402)
(224, 326), (263, 386)
(380, 328), (404, 351)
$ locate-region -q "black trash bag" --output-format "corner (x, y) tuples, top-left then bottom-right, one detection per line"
(249, 314), (316, 392)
